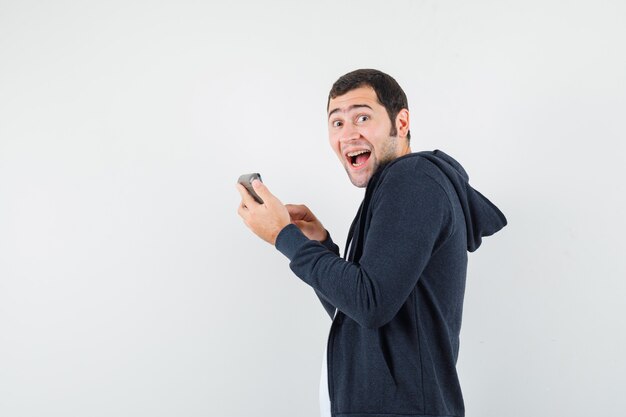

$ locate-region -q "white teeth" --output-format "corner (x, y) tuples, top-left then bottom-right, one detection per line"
(347, 149), (371, 167)
(347, 150), (371, 157)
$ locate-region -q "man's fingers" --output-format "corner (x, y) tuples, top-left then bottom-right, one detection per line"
(251, 179), (272, 201)
(286, 204), (308, 221)
(287, 204), (317, 222)
(286, 204), (303, 214)
(236, 183), (256, 208)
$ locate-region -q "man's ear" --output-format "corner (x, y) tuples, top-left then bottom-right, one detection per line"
(396, 109), (410, 138)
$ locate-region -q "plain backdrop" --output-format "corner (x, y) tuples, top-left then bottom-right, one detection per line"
(1, 1), (625, 416)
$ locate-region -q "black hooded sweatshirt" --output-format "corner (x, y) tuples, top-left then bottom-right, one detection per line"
(275, 150), (507, 417)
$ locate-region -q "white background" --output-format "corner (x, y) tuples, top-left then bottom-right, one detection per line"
(1, 1), (625, 416)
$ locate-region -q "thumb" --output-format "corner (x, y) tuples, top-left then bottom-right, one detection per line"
(251, 179), (270, 199)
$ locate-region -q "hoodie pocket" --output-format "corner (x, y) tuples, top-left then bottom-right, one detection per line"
(332, 316), (424, 414)
(378, 327), (398, 385)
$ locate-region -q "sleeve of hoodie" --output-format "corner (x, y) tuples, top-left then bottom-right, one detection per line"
(275, 164), (454, 329)
(315, 230), (340, 320)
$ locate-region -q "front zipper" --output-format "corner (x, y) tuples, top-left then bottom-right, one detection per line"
(329, 175), (376, 414)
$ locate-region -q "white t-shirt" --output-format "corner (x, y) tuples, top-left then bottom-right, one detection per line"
(319, 308), (338, 417)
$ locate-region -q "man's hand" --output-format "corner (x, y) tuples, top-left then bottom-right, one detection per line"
(236, 179), (291, 246)
(285, 204), (328, 242)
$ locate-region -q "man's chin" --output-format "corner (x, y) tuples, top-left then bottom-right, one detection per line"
(345, 167), (370, 188)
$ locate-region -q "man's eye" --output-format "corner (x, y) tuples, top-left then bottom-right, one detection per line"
(332, 120), (343, 127)
(357, 115), (369, 123)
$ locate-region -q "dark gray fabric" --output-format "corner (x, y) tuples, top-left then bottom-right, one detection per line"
(275, 150), (507, 417)
(315, 231), (341, 319)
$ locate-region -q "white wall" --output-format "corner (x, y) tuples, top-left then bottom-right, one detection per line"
(1, 1), (625, 416)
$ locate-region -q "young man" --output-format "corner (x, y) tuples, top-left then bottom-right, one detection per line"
(236, 69), (507, 417)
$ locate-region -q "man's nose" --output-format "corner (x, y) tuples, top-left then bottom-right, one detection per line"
(340, 122), (360, 144)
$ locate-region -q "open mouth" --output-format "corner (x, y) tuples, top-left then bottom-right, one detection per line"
(346, 149), (371, 168)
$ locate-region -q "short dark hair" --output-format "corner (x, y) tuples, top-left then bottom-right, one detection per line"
(327, 69), (411, 142)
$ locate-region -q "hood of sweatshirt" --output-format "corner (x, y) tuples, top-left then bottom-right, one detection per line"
(371, 149), (507, 253)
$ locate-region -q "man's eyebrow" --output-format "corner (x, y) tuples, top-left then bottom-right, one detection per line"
(328, 104), (373, 119)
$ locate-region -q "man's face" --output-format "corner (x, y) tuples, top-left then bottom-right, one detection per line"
(328, 86), (408, 188)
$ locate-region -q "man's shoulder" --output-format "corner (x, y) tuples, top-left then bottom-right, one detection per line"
(379, 152), (447, 187)
(369, 153), (456, 234)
